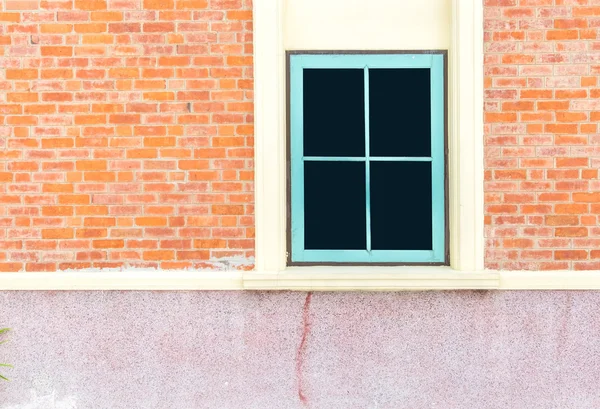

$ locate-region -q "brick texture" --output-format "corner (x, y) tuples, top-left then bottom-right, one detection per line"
(5, 0), (597, 272)
(485, 0), (600, 270)
(0, 0), (254, 272)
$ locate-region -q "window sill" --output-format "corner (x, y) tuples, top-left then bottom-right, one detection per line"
(3, 269), (600, 290)
(243, 266), (499, 290)
(0, 267), (497, 291)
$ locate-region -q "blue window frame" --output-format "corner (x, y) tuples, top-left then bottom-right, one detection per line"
(289, 53), (446, 264)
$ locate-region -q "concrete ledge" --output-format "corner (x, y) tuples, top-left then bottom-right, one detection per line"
(500, 271), (600, 290)
(243, 267), (499, 291)
(0, 271), (244, 291)
(3, 268), (600, 290)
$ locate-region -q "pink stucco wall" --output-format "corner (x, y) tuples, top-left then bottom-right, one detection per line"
(0, 291), (598, 408)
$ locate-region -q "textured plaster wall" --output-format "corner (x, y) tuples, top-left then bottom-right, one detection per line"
(0, 291), (599, 409)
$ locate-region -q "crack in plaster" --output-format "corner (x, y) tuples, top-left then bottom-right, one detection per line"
(295, 292), (312, 406)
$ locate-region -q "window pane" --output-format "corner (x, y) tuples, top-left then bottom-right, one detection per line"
(304, 161), (366, 250)
(369, 69), (431, 157)
(303, 69), (365, 157)
(370, 161), (433, 250)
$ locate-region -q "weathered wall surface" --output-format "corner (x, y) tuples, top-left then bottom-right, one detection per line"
(1, 291), (599, 409)
(484, 0), (600, 270)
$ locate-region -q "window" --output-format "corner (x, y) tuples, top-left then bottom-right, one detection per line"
(288, 52), (447, 265)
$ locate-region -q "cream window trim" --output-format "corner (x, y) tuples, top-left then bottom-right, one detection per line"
(5, 270), (600, 290)
(253, 0), (485, 283)
(0, 271), (244, 291)
(450, 0), (485, 271)
(254, 0), (287, 272)
(499, 271), (600, 290)
(244, 267), (498, 290)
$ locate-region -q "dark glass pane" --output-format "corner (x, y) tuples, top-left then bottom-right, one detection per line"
(303, 69), (365, 157)
(304, 161), (366, 250)
(369, 69), (431, 157)
(370, 161), (432, 250)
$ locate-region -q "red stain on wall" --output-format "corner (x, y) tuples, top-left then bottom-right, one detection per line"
(296, 292), (312, 405)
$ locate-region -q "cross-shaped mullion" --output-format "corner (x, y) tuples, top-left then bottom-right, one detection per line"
(301, 66), (433, 253)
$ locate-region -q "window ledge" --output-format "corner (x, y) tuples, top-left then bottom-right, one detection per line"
(0, 271), (244, 291)
(4, 269), (600, 290)
(0, 267), (499, 290)
(243, 266), (499, 290)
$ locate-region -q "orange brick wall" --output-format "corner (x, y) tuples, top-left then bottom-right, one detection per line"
(3, 0), (598, 272)
(0, 0), (254, 272)
(484, 0), (600, 270)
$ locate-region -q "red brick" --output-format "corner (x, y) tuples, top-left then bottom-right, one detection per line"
(177, 250), (209, 260)
(0, 263), (23, 272)
(546, 216), (579, 226)
(503, 238), (534, 248)
(537, 101), (570, 110)
(42, 229), (74, 239)
(177, 0), (208, 8)
(6, 69), (38, 80)
(554, 19), (588, 29)
(91, 11), (122, 21)
(546, 30), (579, 40)
(573, 7), (600, 17)
(556, 157), (588, 167)
(574, 193), (600, 202)
(93, 240), (124, 249)
(555, 227), (588, 237)
(545, 124), (578, 134)
(41, 46), (73, 57)
(75, 0), (106, 10)
(144, 0), (174, 8)
(0, 13), (21, 22)
(6, 0), (39, 10)
(136, 217), (168, 227)
(555, 250), (588, 260)
(143, 250), (175, 261)
(555, 204), (589, 214)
